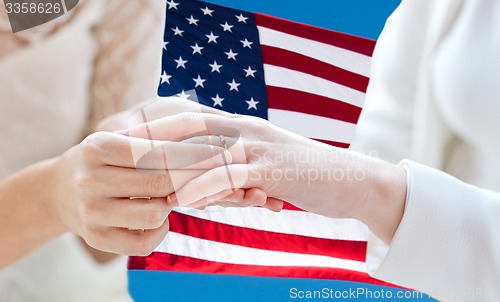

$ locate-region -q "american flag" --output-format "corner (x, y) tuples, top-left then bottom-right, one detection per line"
(129, 0), (390, 286)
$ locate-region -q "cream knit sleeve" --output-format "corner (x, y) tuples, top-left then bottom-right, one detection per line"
(87, 0), (165, 131)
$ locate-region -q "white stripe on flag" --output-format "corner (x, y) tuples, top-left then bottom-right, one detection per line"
(155, 232), (368, 273)
(176, 207), (368, 241)
(258, 26), (372, 77)
(268, 109), (357, 144)
(263, 65), (365, 108)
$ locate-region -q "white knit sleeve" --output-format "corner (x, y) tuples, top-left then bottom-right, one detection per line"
(367, 160), (500, 301)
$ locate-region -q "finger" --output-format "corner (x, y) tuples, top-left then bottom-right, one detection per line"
(87, 218), (171, 256)
(180, 135), (239, 151)
(125, 112), (243, 142)
(127, 97), (234, 128)
(210, 200), (250, 208)
(175, 197), (210, 210)
(182, 135), (249, 168)
(194, 199), (209, 210)
(199, 189), (248, 208)
(95, 166), (209, 198)
(210, 188), (267, 206)
(209, 188), (267, 208)
(83, 132), (231, 170)
(133, 141), (233, 170)
(242, 188), (268, 206)
(263, 198), (284, 212)
(88, 197), (173, 230)
(205, 188), (245, 202)
(214, 196), (283, 212)
(173, 164), (253, 206)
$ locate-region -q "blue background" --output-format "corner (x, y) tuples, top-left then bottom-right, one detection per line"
(199, 0), (402, 40)
(128, 1), (435, 302)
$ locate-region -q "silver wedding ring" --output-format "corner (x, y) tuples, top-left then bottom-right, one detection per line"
(219, 135), (227, 150)
(218, 135), (235, 193)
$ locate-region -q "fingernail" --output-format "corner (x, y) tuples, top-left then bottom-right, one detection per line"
(166, 194), (178, 206)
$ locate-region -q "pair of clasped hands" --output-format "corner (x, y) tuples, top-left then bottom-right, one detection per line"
(53, 97), (405, 256)
(54, 98), (287, 255)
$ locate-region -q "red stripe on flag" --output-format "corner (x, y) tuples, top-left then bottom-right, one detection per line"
(313, 138), (351, 149)
(261, 45), (370, 93)
(253, 202), (305, 212)
(266, 87), (362, 124)
(255, 13), (376, 57)
(281, 202), (305, 211)
(168, 212), (367, 262)
(130, 253), (398, 288)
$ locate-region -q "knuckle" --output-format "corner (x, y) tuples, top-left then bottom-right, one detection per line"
(176, 112), (201, 124)
(73, 172), (97, 192)
(79, 224), (91, 239)
(82, 131), (108, 147)
(82, 237), (101, 252)
(200, 136), (212, 145)
(146, 173), (171, 196)
(143, 207), (167, 230)
(248, 117), (270, 136)
(233, 189), (246, 202)
(235, 114), (263, 124)
(133, 236), (158, 256)
(79, 225), (100, 247)
(80, 140), (103, 161)
(78, 198), (101, 222)
(80, 132), (111, 160)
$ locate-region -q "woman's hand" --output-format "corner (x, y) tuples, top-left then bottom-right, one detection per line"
(48, 131), (231, 256)
(125, 109), (408, 243)
(1, 99), (268, 267)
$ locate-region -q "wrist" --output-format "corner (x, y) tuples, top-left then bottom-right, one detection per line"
(0, 158), (68, 266)
(43, 157), (71, 235)
(354, 158), (407, 244)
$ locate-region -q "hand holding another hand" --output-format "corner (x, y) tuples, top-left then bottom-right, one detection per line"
(48, 130), (230, 256)
(123, 109), (349, 215)
(44, 97), (404, 260)
(41, 98), (272, 257)
(124, 103), (407, 244)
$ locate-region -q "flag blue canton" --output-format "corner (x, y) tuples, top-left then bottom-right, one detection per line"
(159, 0), (268, 119)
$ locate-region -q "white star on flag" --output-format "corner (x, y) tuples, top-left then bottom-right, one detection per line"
(227, 79), (240, 91)
(163, 41), (169, 51)
(174, 56), (188, 69)
(235, 13), (248, 23)
(211, 94), (224, 107)
(225, 49), (238, 60)
(244, 66), (257, 78)
(193, 75), (206, 88)
(241, 38), (253, 48)
(201, 6), (214, 16)
(220, 22), (234, 32)
(166, 0), (179, 10)
(186, 15), (199, 25)
(172, 26), (184, 36)
(209, 61), (222, 73)
(191, 43), (204, 55)
(177, 90), (191, 100)
(206, 32), (219, 43)
(160, 71), (172, 84)
(246, 97), (259, 110)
